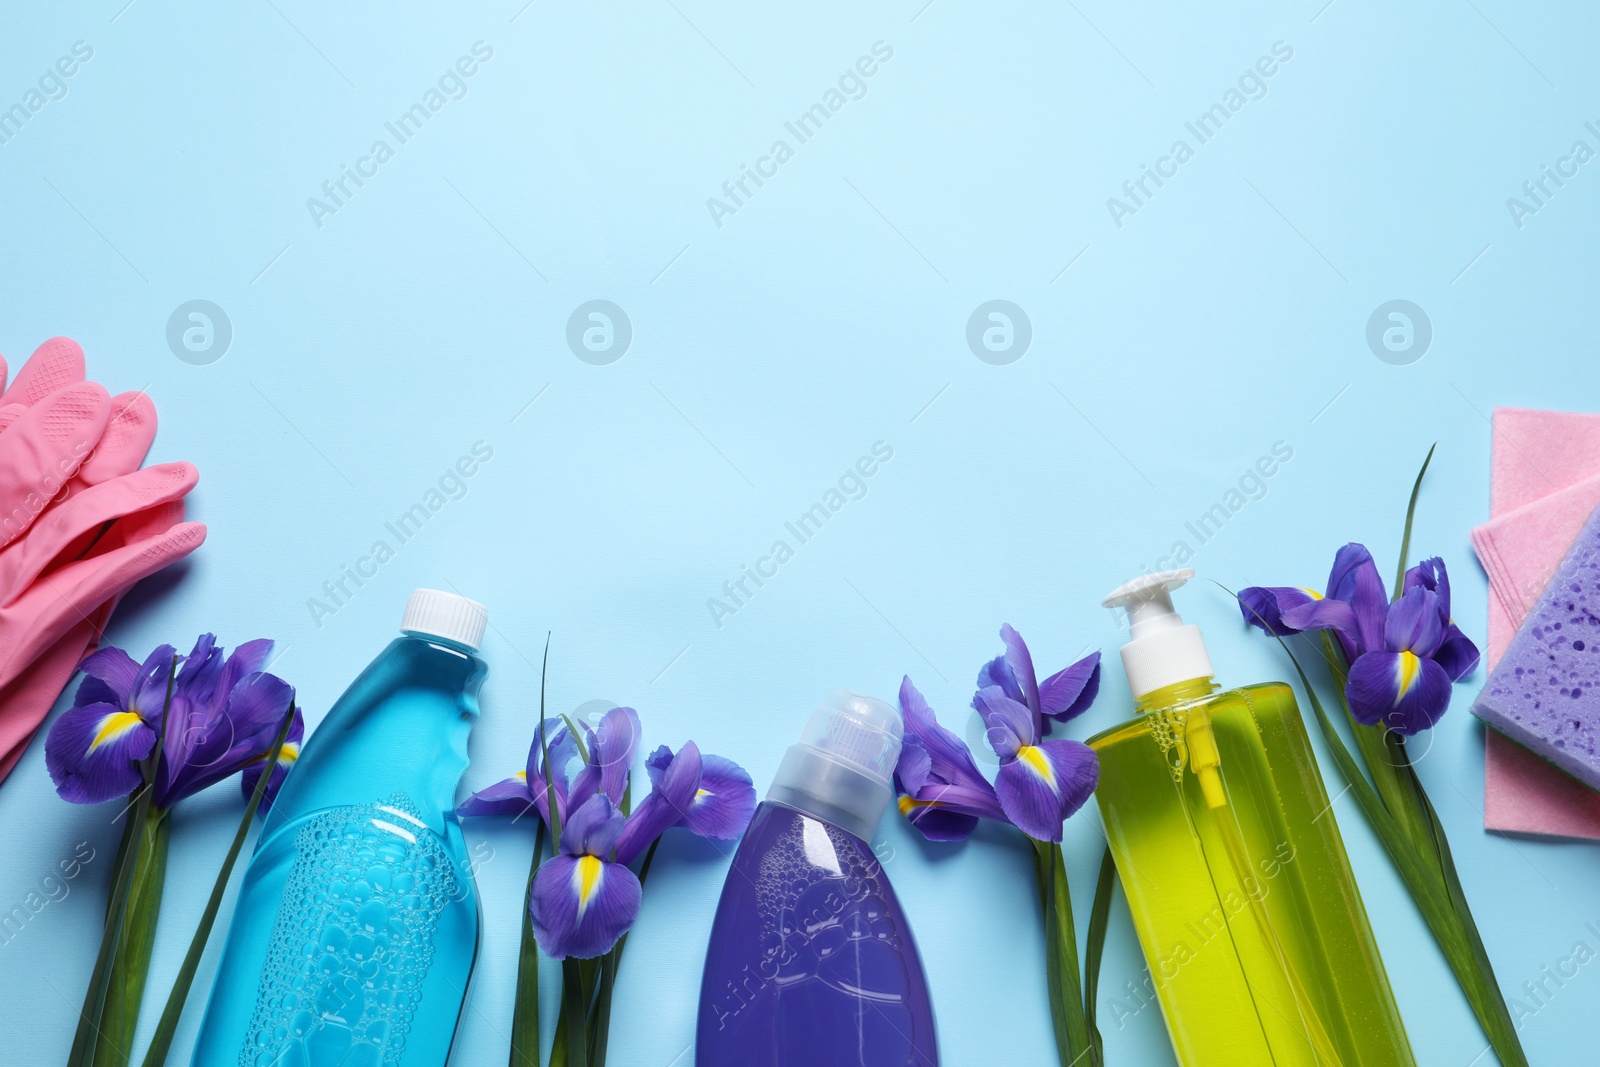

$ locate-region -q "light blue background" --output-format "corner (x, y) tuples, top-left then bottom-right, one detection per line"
(3, 1), (1599, 1064)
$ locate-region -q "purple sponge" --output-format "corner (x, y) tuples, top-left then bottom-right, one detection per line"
(1473, 502), (1600, 791)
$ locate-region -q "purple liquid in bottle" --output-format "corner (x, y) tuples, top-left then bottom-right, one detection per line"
(697, 691), (939, 1067)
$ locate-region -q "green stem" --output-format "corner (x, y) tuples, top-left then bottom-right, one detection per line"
(1320, 635), (1440, 870)
(139, 703), (297, 1067)
(68, 798), (151, 1067)
(93, 806), (170, 1067)
(555, 958), (592, 1067)
(1083, 846), (1116, 1067)
(509, 821), (547, 1067)
(1032, 839), (1092, 1067)
(1277, 635), (1528, 1067)
(587, 839), (659, 1067)
(71, 661), (177, 1067)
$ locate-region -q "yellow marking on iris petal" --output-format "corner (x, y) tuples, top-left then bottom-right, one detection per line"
(1017, 745), (1058, 793)
(278, 743), (299, 767)
(574, 855), (604, 917)
(898, 796), (939, 815)
(1396, 651), (1422, 703)
(88, 711), (144, 754)
(514, 769), (527, 781)
(693, 787), (712, 806)
(1302, 587), (1324, 600)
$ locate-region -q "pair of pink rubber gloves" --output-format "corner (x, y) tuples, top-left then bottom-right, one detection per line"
(0, 337), (206, 784)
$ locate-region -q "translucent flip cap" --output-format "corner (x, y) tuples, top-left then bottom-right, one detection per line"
(768, 690), (903, 840)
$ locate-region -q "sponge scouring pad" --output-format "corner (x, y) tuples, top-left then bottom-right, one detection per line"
(1473, 502), (1600, 792)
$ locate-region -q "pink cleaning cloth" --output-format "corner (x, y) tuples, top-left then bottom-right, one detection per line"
(1478, 407), (1600, 838)
(1472, 474), (1600, 624)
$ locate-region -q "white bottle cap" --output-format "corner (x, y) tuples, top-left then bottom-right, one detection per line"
(401, 588), (488, 651)
(767, 690), (903, 841)
(1102, 570), (1214, 699)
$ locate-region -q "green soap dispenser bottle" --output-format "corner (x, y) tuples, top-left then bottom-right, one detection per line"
(1087, 570), (1414, 1067)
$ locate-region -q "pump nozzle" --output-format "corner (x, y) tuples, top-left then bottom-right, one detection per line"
(1103, 569), (1194, 640)
(1103, 569), (1214, 698)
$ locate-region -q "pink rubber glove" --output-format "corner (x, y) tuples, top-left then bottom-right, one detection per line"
(0, 502), (189, 777)
(0, 338), (204, 784)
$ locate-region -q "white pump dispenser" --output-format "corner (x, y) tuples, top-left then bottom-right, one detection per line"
(1102, 569), (1214, 699)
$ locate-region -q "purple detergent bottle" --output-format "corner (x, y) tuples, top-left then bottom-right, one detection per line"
(697, 691), (939, 1067)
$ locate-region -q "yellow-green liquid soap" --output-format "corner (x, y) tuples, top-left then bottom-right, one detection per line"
(1090, 571), (1414, 1067)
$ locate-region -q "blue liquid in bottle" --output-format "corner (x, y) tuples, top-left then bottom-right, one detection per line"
(697, 691), (939, 1067)
(189, 590), (489, 1067)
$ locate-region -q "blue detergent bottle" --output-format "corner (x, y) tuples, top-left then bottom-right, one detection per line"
(189, 589), (489, 1067)
(696, 691), (940, 1067)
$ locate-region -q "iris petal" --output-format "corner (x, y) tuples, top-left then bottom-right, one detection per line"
(897, 799), (981, 842)
(993, 738), (1098, 843)
(1404, 557), (1452, 619)
(1326, 543), (1388, 655)
(1345, 650), (1453, 734)
(1039, 652), (1101, 724)
(1238, 586), (1318, 636)
(894, 677), (1007, 839)
(1434, 623), (1481, 682)
(240, 709), (305, 811)
(157, 671), (295, 807)
(458, 773), (539, 818)
(894, 737), (933, 795)
(45, 700), (155, 804)
(682, 754), (756, 840)
(75, 646), (141, 703)
(1278, 596), (1355, 636)
(560, 793), (627, 859)
(570, 706), (642, 806)
(1383, 587), (1445, 657)
(973, 686), (1036, 757)
(530, 853), (642, 960)
(899, 677), (991, 787)
(527, 722), (579, 826)
(975, 655), (1023, 705)
(999, 624), (1041, 715)
(128, 645), (179, 722)
(613, 742), (702, 865)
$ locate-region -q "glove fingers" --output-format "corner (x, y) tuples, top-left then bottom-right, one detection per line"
(2, 337), (86, 408)
(0, 520), (206, 690)
(0, 404), (27, 436)
(0, 462), (197, 600)
(79, 391), (158, 485)
(0, 381), (111, 548)
(0, 617), (97, 785)
(48, 497), (188, 574)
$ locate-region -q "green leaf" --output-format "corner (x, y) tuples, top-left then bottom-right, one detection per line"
(1315, 634), (1439, 867)
(1392, 442), (1437, 602)
(509, 820), (547, 1067)
(560, 713), (589, 764)
(1264, 628), (1528, 1067)
(95, 808), (170, 1067)
(536, 634), (562, 844)
(560, 958), (591, 1067)
(1401, 745), (1525, 1061)
(138, 702), (298, 1067)
(69, 659), (177, 1067)
(586, 838), (661, 1067)
(1083, 845), (1116, 1067)
(1032, 838), (1092, 1067)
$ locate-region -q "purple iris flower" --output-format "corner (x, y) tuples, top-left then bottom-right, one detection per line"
(45, 644), (175, 805)
(459, 704), (756, 960)
(1239, 545), (1480, 734)
(895, 625), (1100, 844)
(531, 794), (643, 962)
(44, 635), (300, 809)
